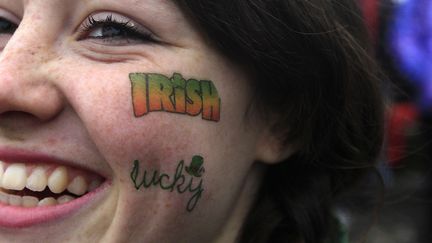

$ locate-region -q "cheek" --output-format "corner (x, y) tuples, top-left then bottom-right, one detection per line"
(61, 65), (259, 221)
(65, 69), (254, 166)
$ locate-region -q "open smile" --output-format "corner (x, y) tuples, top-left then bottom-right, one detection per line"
(0, 149), (108, 228)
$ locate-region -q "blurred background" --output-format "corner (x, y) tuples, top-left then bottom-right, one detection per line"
(338, 0), (432, 242)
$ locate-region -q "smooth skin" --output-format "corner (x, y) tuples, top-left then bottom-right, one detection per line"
(0, 0), (287, 242)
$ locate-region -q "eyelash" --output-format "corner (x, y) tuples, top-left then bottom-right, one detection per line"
(79, 14), (156, 44)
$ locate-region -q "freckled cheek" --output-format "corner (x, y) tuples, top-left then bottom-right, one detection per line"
(65, 70), (230, 173)
(71, 80), (211, 162)
(117, 189), (204, 237)
(88, 113), (203, 169)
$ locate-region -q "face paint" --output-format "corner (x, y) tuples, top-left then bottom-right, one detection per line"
(147, 73), (176, 112)
(130, 155), (205, 212)
(185, 79), (202, 116)
(200, 80), (220, 121)
(130, 73), (221, 122)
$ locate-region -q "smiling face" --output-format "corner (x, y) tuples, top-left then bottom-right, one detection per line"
(0, 0), (276, 242)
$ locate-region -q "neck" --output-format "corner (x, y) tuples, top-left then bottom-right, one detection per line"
(213, 163), (265, 243)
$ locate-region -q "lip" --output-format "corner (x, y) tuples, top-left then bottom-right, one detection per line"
(0, 148), (110, 228)
(0, 147), (109, 178)
(0, 181), (109, 228)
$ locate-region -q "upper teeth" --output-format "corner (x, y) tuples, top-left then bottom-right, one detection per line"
(47, 166), (69, 194)
(2, 163), (27, 191)
(0, 161), (102, 207)
(26, 166), (48, 192)
(67, 176), (87, 196)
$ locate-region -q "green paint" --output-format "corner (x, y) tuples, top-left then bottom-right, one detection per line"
(185, 155), (205, 177)
(185, 78), (202, 116)
(147, 73), (175, 112)
(171, 73), (187, 113)
(130, 156), (205, 212)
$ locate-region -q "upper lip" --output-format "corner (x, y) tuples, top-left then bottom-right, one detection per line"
(0, 147), (106, 178)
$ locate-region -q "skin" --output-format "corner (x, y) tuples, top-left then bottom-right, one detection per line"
(0, 0), (286, 242)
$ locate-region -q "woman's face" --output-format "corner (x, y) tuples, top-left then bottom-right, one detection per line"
(0, 0), (272, 242)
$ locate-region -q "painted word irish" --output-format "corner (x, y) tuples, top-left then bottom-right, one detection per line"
(130, 72), (221, 122)
(130, 155), (205, 212)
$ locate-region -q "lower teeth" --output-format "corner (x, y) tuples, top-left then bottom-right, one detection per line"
(0, 191), (77, 207)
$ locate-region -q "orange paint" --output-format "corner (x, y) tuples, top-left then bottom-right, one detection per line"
(130, 73), (149, 117)
(130, 73), (221, 122)
(201, 80), (220, 121)
(185, 79), (202, 116)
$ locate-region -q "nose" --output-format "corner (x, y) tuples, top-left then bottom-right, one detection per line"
(0, 23), (64, 121)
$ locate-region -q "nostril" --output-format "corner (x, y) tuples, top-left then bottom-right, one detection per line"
(0, 73), (65, 122)
(0, 111), (47, 127)
(0, 111), (53, 141)
(1, 110), (36, 118)
(0, 85), (65, 119)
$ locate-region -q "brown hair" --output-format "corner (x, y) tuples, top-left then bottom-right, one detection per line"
(177, 1), (385, 242)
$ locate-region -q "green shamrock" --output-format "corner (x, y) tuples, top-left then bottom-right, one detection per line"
(185, 155), (205, 177)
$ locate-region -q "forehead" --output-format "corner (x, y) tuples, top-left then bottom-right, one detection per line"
(0, 0), (182, 18)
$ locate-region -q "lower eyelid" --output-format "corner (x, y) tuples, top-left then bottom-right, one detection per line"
(79, 36), (159, 50)
(72, 41), (161, 64)
(87, 38), (145, 46)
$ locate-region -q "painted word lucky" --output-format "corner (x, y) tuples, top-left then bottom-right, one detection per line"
(130, 72), (221, 122)
(130, 155), (205, 212)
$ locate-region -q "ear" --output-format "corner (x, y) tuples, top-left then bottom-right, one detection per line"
(254, 128), (295, 164)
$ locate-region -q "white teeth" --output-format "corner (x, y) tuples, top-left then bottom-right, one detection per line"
(48, 166), (68, 194)
(0, 161), (4, 185)
(22, 196), (38, 208)
(9, 194), (22, 206)
(38, 197), (57, 207)
(0, 162), (102, 208)
(67, 176), (87, 196)
(2, 163), (27, 190)
(0, 191), (8, 204)
(57, 195), (75, 204)
(0, 191), (80, 207)
(26, 166), (48, 192)
(4, 194), (39, 207)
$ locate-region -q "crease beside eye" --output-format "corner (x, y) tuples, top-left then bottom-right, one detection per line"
(0, 9), (20, 52)
(0, 10), (20, 36)
(0, 18), (17, 34)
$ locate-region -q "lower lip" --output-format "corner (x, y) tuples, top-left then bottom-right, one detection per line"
(0, 181), (109, 228)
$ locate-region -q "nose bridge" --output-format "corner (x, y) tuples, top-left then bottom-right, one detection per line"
(0, 11), (64, 121)
(0, 7), (57, 70)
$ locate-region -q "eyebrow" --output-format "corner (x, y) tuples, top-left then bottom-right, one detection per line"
(103, 0), (176, 10)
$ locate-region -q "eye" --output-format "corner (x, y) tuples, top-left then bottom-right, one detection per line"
(78, 13), (158, 46)
(0, 17), (18, 50)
